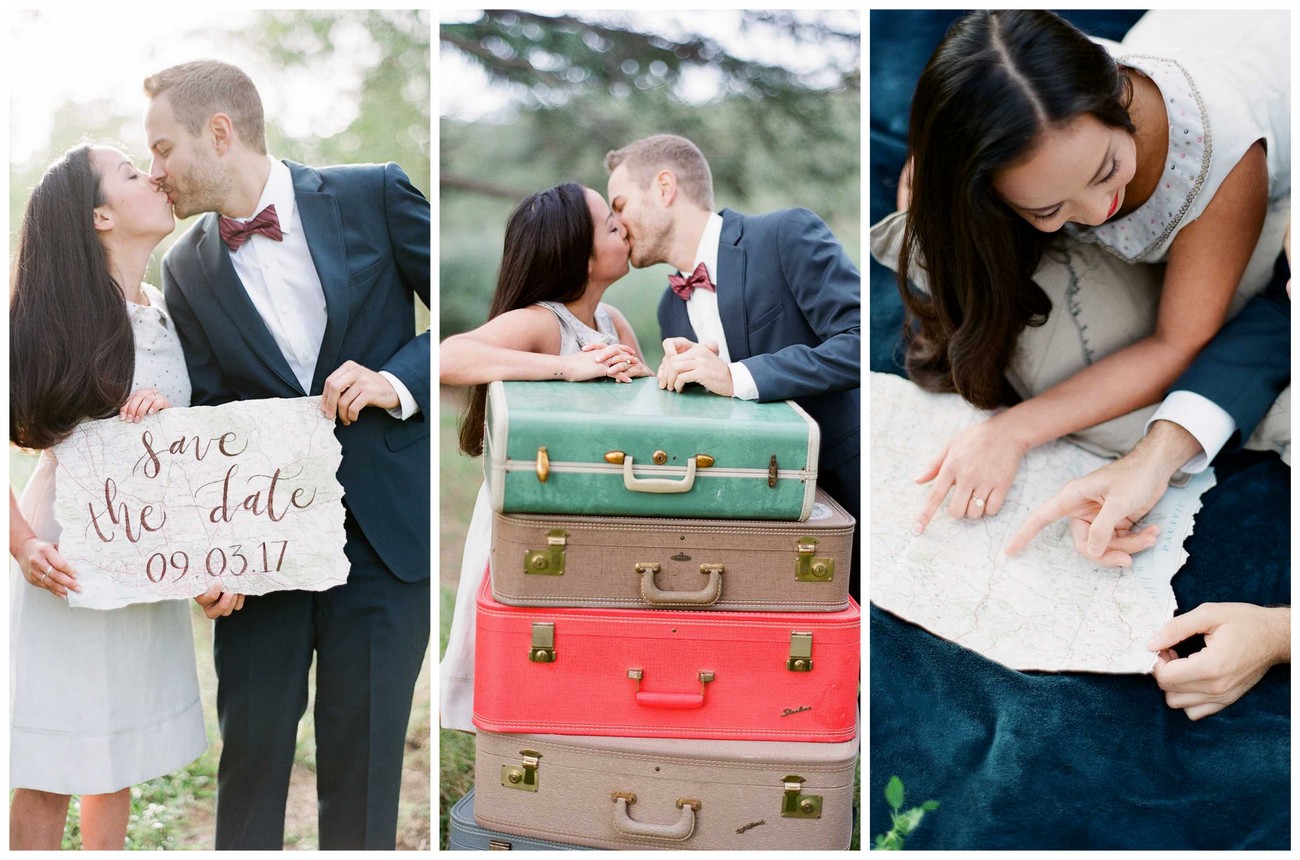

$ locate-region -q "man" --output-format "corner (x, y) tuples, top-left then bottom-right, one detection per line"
(605, 134), (862, 596)
(144, 60), (430, 848)
(1006, 247), (1291, 720)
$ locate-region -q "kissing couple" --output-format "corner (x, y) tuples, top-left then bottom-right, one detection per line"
(437, 133), (862, 733)
(10, 60), (430, 849)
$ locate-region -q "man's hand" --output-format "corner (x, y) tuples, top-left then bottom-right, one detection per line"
(657, 337), (734, 396)
(1150, 603), (1290, 720)
(193, 581), (245, 619)
(321, 360), (399, 425)
(1004, 421), (1202, 565)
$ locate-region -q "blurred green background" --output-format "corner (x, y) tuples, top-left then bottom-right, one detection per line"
(438, 10), (860, 850)
(9, 9), (430, 850)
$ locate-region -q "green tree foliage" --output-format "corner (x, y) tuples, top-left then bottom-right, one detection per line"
(9, 10), (430, 288)
(440, 11), (860, 345)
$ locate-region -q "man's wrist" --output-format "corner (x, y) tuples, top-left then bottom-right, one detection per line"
(1137, 420), (1205, 482)
(1264, 606), (1291, 665)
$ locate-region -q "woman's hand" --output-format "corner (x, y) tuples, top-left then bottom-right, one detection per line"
(566, 342), (643, 383)
(913, 415), (1029, 534)
(896, 156), (915, 211)
(120, 387), (171, 423)
(15, 536), (79, 599)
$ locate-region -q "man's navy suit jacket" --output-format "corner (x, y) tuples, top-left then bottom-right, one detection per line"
(161, 161), (430, 582)
(658, 207), (861, 501)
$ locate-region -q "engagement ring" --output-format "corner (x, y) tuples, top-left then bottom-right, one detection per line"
(972, 497), (985, 508)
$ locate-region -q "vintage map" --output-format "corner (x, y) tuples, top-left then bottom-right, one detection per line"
(871, 372), (1215, 674)
(53, 397), (349, 610)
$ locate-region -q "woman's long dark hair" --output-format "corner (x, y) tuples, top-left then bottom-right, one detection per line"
(10, 146), (135, 449)
(458, 182), (594, 456)
(899, 10), (1135, 408)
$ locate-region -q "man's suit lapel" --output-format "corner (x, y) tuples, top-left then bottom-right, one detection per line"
(288, 163), (351, 395)
(195, 217), (303, 393)
(714, 209), (749, 360)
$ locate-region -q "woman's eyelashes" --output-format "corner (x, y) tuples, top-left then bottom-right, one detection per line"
(1100, 157), (1120, 184)
(1028, 159), (1121, 223)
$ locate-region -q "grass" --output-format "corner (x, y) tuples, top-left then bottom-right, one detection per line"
(11, 447), (431, 850)
(436, 394), (860, 849)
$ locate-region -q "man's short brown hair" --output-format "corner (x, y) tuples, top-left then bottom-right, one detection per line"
(144, 60), (267, 154)
(605, 134), (714, 211)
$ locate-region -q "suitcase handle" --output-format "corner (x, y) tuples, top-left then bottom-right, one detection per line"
(637, 562), (723, 606)
(621, 455), (698, 493)
(610, 792), (699, 840)
(627, 669), (714, 709)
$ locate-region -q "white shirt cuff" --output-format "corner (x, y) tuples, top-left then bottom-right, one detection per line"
(1146, 390), (1237, 473)
(729, 361), (759, 401)
(379, 371), (420, 420)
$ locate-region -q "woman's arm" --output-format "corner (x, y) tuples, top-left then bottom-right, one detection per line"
(440, 306), (639, 386)
(1001, 141), (1270, 451)
(913, 143), (1269, 533)
(10, 488), (78, 598)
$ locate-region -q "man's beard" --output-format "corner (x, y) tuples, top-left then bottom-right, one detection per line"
(628, 216), (674, 269)
(170, 154), (233, 219)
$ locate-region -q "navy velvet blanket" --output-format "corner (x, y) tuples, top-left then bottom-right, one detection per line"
(869, 11), (1290, 850)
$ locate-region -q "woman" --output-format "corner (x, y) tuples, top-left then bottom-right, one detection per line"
(439, 182), (650, 732)
(895, 11), (1287, 536)
(9, 145), (213, 848)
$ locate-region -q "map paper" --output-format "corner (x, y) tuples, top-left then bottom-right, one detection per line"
(53, 397), (349, 610)
(871, 372), (1215, 674)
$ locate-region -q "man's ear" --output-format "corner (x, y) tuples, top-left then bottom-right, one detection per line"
(92, 206), (113, 233)
(210, 113), (236, 155)
(655, 169), (678, 206)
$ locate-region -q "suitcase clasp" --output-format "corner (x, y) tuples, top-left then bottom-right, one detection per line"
(501, 749), (541, 792)
(535, 446), (550, 483)
(768, 454), (779, 488)
(795, 538), (835, 582)
(786, 632), (814, 672)
(524, 530), (568, 575)
(781, 775), (823, 819)
(528, 622), (556, 663)
(487, 839), (513, 850)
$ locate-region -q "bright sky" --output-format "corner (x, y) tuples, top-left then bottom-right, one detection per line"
(8, 9), (382, 167)
(439, 9), (861, 121)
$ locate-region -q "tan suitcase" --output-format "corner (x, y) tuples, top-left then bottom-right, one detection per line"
(474, 728), (858, 850)
(490, 488), (854, 612)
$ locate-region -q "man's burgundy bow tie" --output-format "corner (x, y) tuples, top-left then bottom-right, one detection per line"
(669, 262), (716, 301)
(219, 204), (283, 252)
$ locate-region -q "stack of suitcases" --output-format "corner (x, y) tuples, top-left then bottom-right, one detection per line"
(450, 378), (860, 850)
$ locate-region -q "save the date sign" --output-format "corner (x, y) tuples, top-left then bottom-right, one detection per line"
(53, 397), (349, 610)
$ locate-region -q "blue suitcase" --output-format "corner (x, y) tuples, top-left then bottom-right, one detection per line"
(449, 788), (593, 850)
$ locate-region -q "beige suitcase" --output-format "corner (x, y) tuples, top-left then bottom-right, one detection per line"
(473, 728), (858, 850)
(490, 488), (854, 612)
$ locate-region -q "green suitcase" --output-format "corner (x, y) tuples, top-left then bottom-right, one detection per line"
(485, 378), (820, 521)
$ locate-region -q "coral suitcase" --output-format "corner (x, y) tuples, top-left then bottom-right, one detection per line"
(473, 728), (858, 851)
(490, 488), (855, 612)
(484, 378), (819, 520)
(449, 788), (591, 850)
(472, 575), (859, 742)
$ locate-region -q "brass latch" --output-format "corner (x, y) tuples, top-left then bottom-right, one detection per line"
(536, 446), (550, 483)
(787, 632), (813, 672)
(488, 839), (513, 850)
(768, 454), (778, 488)
(524, 530), (568, 575)
(605, 450), (626, 464)
(795, 538), (835, 582)
(781, 775), (823, 819)
(501, 749), (541, 792)
(528, 622), (556, 663)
